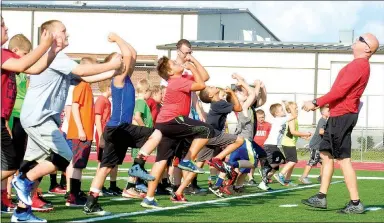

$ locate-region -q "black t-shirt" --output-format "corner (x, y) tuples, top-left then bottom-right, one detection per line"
(207, 100), (234, 131)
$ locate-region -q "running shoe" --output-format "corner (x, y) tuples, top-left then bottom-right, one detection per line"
(11, 174), (34, 206)
(11, 207), (47, 222)
(338, 201), (365, 214)
(128, 164), (155, 181)
(83, 195), (111, 216)
(141, 198), (161, 209)
(178, 160), (205, 174)
(170, 193), (188, 203)
(301, 194), (327, 209)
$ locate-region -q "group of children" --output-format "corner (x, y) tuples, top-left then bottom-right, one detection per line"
(1, 17), (330, 222)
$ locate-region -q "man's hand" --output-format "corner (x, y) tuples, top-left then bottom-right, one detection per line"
(78, 128), (87, 141)
(225, 87), (234, 94)
(302, 101), (317, 112)
(260, 81), (265, 89)
(254, 79), (261, 88)
(185, 54), (196, 63)
(108, 32), (119, 43)
(40, 29), (54, 48)
(182, 62), (195, 71)
(109, 53), (123, 70)
(50, 36), (65, 54)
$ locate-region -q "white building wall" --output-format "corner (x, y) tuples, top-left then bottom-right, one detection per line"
(182, 15), (198, 40)
(1, 11), (33, 48)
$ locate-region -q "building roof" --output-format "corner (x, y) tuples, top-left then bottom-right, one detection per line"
(157, 41), (384, 54)
(2, 2), (280, 41)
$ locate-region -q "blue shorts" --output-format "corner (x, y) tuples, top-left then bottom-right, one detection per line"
(229, 139), (257, 174)
(62, 132), (73, 149)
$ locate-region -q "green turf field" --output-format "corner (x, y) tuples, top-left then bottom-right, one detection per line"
(2, 161), (383, 222)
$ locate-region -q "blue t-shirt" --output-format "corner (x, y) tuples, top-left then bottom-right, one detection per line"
(107, 76), (135, 127)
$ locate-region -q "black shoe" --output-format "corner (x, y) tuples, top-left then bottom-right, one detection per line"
(301, 194), (327, 209)
(337, 201), (365, 214)
(64, 191), (69, 200)
(78, 191), (88, 203)
(100, 186), (113, 197)
(108, 187), (123, 196)
(233, 186), (245, 194)
(184, 185), (207, 196)
(83, 196), (111, 216)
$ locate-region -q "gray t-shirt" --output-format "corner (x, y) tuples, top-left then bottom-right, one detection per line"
(21, 52), (78, 128)
(234, 109), (254, 141)
(309, 117), (327, 149)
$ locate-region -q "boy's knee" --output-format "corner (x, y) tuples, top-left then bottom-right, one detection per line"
(151, 129), (162, 141)
(320, 151), (333, 160)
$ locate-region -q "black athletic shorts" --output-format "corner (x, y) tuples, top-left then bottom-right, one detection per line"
(282, 146), (298, 163)
(264, 144), (286, 165)
(319, 113), (358, 159)
(101, 123), (155, 168)
(1, 118), (19, 170)
(155, 116), (215, 162)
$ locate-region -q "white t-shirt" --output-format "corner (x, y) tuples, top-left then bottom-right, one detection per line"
(60, 85), (75, 134)
(264, 116), (290, 146)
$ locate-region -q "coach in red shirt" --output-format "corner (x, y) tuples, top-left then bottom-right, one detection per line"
(301, 33), (380, 214)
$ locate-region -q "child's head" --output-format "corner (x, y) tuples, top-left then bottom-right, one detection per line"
(80, 57), (97, 65)
(41, 20), (69, 47)
(176, 39), (192, 63)
(270, 103), (285, 118)
(320, 105), (330, 118)
(156, 56), (184, 80)
(98, 78), (111, 96)
(199, 86), (220, 103)
(1, 17), (9, 46)
(284, 101), (298, 114)
(150, 85), (162, 103)
(8, 34), (32, 57)
(256, 109), (266, 124)
(136, 79), (151, 99)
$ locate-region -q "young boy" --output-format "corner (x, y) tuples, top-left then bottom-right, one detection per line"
(141, 55), (216, 208)
(11, 19), (123, 222)
(95, 79), (121, 196)
(65, 57), (98, 207)
(123, 78), (153, 199)
(299, 106), (329, 184)
(1, 17), (60, 215)
(83, 33), (162, 216)
(146, 85), (162, 124)
(276, 101), (311, 186)
(262, 102), (298, 189)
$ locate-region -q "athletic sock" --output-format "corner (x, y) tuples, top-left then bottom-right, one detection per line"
(133, 154), (147, 169)
(16, 206), (28, 214)
(215, 178), (224, 187)
(90, 188), (100, 198)
(351, 199), (360, 206)
(317, 192), (326, 199)
(110, 181), (117, 188)
(19, 173), (32, 182)
(60, 173), (67, 187)
(70, 178), (81, 195)
(50, 174), (58, 188)
(146, 196), (154, 201)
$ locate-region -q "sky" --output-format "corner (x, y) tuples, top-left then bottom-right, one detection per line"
(7, 1), (384, 43)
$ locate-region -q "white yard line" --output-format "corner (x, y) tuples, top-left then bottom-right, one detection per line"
(84, 167), (384, 180)
(70, 180), (344, 223)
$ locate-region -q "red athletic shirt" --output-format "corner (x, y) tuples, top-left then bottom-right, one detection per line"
(317, 58), (370, 117)
(1, 49), (20, 120)
(156, 75), (194, 123)
(146, 97), (159, 124)
(254, 121), (272, 147)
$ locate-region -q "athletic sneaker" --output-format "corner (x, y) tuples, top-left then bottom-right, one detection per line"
(209, 158), (229, 175)
(11, 174), (34, 206)
(284, 180), (298, 187)
(11, 208), (47, 222)
(233, 186), (245, 194)
(178, 160), (205, 174)
(299, 177), (312, 185)
(65, 193), (86, 207)
(136, 184), (148, 193)
(128, 164), (155, 181)
(100, 186), (113, 197)
(184, 185), (207, 196)
(170, 193), (188, 203)
(84, 195), (111, 216)
(245, 179), (257, 186)
(32, 190), (54, 212)
(219, 185), (233, 195)
(122, 188), (145, 199)
(257, 181), (272, 191)
(338, 201), (365, 214)
(226, 170), (239, 186)
(1, 191), (15, 213)
(48, 185), (66, 195)
(301, 194), (327, 209)
(208, 186), (225, 198)
(108, 186), (123, 196)
(141, 198), (161, 209)
(273, 173), (286, 186)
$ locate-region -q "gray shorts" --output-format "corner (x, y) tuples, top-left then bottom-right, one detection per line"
(196, 133), (237, 162)
(23, 118), (73, 163)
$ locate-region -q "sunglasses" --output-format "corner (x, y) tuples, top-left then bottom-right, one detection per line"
(359, 36), (371, 50)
